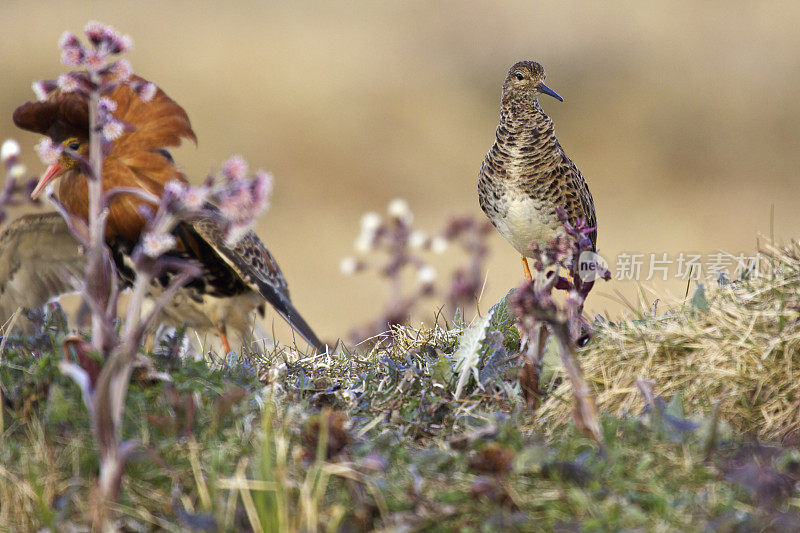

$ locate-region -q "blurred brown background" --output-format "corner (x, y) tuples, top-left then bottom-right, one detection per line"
(2, 1), (799, 344)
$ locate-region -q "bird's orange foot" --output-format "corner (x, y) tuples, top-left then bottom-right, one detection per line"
(219, 328), (231, 355)
(522, 256), (533, 281)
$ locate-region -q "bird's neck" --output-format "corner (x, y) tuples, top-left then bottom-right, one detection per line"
(496, 100), (561, 158)
(59, 169), (165, 243)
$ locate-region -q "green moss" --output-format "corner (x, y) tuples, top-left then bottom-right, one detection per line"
(1, 305), (799, 530)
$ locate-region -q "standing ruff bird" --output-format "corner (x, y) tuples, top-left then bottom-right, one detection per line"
(478, 61), (596, 281)
(9, 72), (325, 353)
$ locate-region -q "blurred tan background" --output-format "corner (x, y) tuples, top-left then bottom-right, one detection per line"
(2, 1), (799, 345)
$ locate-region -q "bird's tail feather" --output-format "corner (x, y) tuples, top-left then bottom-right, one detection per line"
(256, 281), (325, 352)
(277, 304), (326, 353)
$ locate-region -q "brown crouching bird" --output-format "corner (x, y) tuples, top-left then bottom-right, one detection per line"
(6, 72), (325, 353)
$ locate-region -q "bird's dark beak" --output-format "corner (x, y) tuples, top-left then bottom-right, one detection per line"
(537, 82), (564, 102)
(31, 161), (65, 199)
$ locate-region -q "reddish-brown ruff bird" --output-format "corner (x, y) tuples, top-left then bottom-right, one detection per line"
(8, 72), (325, 353)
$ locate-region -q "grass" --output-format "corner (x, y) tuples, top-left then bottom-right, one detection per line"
(2, 239), (800, 530)
(540, 239), (800, 443)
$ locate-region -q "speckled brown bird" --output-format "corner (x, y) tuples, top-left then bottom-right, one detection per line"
(8, 72), (325, 353)
(478, 61), (596, 280)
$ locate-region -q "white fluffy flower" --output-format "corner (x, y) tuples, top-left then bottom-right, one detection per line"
(417, 265), (437, 285)
(9, 164), (27, 179)
(409, 230), (427, 249)
(431, 236), (448, 254)
(387, 198), (413, 224)
(354, 233), (374, 253)
(360, 211), (382, 232)
(340, 256), (358, 275)
(1, 139), (20, 164)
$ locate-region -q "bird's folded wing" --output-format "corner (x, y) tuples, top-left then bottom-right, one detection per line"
(189, 216), (325, 352)
(560, 161), (597, 250)
(0, 213), (86, 323)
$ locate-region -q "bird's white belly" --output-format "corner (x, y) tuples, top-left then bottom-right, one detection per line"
(493, 197), (561, 257)
(143, 287), (261, 335)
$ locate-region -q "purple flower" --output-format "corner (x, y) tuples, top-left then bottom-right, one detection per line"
(218, 194), (237, 220)
(35, 138), (62, 165)
(84, 49), (106, 72)
(182, 186), (208, 211)
(109, 59), (133, 82)
(251, 170), (273, 211)
(218, 187), (249, 222)
(98, 96), (118, 113)
(221, 155), (248, 181)
(58, 31), (81, 50)
(32, 80), (56, 102)
(162, 180), (186, 206)
(141, 232), (176, 258)
(101, 119), (125, 141)
(84, 21), (106, 45)
(108, 33), (133, 54)
(224, 223), (251, 247)
(136, 82), (157, 102)
(57, 73), (81, 93)
(61, 47), (84, 67)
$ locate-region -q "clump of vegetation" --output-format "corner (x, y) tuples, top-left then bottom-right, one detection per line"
(4, 304), (800, 530)
(540, 239), (800, 442)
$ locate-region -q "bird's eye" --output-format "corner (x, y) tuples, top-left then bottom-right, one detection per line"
(68, 140), (80, 151)
(514, 73), (524, 81)
(156, 148), (174, 163)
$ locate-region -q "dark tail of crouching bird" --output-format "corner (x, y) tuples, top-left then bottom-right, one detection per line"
(256, 280), (326, 353)
(190, 214), (327, 353)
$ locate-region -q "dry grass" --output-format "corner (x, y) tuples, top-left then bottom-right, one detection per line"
(540, 239), (800, 442)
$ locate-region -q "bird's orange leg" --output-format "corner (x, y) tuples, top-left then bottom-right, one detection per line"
(522, 256), (533, 281)
(219, 325), (232, 355)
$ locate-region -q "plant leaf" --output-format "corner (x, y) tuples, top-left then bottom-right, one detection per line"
(453, 307), (494, 399)
(691, 284), (709, 313)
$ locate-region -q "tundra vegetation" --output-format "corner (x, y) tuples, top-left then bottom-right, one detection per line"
(2, 23), (800, 532)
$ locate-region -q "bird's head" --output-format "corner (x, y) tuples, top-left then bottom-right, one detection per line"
(501, 61), (563, 107)
(30, 136), (88, 199)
